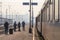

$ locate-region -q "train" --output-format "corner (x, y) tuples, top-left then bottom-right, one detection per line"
(36, 0), (60, 40)
(0, 17), (13, 25)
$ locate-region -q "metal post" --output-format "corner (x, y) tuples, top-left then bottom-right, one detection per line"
(12, 12), (13, 24)
(30, 0), (31, 28)
(29, 0), (32, 33)
(6, 9), (7, 19)
(8, 5), (11, 24)
(9, 5), (10, 19)
(32, 3), (33, 28)
(16, 14), (17, 22)
(41, 10), (42, 34)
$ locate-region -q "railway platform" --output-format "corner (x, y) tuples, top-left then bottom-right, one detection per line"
(0, 25), (33, 40)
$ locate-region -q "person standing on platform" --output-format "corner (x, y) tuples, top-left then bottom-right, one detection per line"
(18, 22), (21, 31)
(22, 21), (25, 31)
(14, 21), (17, 32)
(4, 21), (9, 35)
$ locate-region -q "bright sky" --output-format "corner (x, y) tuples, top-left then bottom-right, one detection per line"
(1, 0), (45, 17)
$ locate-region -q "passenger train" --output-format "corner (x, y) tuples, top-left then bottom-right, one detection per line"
(0, 18), (13, 25)
(36, 0), (60, 40)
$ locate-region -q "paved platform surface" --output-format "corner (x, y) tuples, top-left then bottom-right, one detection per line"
(0, 25), (33, 40)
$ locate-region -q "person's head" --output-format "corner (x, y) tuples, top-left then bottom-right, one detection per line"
(19, 21), (20, 22)
(5, 21), (7, 22)
(14, 21), (16, 23)
(18, 21), (20, 23)
(5, 20), (7, 22)
(23, 21), (25, 22)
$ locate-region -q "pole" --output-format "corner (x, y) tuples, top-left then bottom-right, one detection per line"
(6, 9), (7, 19)
(9, 5), (11, 24)
(32, 3), (33, 28)
(30, 0), (31, 28)
(41, 10), (42, 34)
(12, 12), (13, 24)
(29, 0), (32, 33)
(9, 5), (10, 19)
(16, 14), (17, 22)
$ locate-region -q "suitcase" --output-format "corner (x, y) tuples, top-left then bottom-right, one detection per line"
(9, 29), (13, 34)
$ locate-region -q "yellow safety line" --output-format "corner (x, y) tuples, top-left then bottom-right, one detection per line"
(33, 27), (35, 40)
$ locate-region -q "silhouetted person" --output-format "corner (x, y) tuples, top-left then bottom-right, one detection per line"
(14, 21), (17, 32)
(18, 22), (21, 31)
(22, 21), (25, 31)
(4, 21), (9, 35)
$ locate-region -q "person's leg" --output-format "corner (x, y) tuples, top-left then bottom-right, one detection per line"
(5, 28), (6, 34)
(23, 27), (24, 31)
(5, 28), (8, 35)
(24, 25), (25, 30)
(20, 27), (21, 31)
(14, 27), (16, 32)
(18, 27), (20, 31)
(19, 27), (20, 31)
(7, 28), (8, 34)
(15, 28), (16, 31)
(15, 26), (16, 31)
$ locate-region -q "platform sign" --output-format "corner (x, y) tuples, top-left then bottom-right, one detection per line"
(23, 2), (29, 5)
(23, 2), (38, 5)
(23, 2), (38, 29)
(31, 3), (37, 5)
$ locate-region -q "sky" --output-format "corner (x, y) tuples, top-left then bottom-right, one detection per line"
(0, 0), (45, 17)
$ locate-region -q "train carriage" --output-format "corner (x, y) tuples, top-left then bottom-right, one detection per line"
(36, 0), (60, 40)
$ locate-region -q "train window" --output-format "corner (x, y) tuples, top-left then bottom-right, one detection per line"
(44, 9), (46, 22)
(55, 0), (59, 22)
(51, 0), (55, 23)
(46, 7), (47, 22)
(44, 7), (47, 22)
(50, 0), (53, 3)
(46, 0), (53, 22)
(47, 6), (49, 22)
(42, 10), (44, 22)
(50, 3), (53, 22)
(47, 8), (49, 21)
(46, 1), (50, 22)
(59, 0), (60, 22)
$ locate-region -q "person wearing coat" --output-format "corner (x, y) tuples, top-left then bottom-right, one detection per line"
(22, 21), (25, 31)
(4, 21), (9, 35)
(18, 22), (21, 31)
(14, 21), (17, 32)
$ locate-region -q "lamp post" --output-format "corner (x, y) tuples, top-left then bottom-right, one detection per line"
(8, 5), (11, 24)
(6, 9), (7, 19)
(12, 12), (13, 24)
(29, 0), (32, 33)
(23, 1), (38, 33)
(8, 5), (11, 19)
(32, 0), (34, 28)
